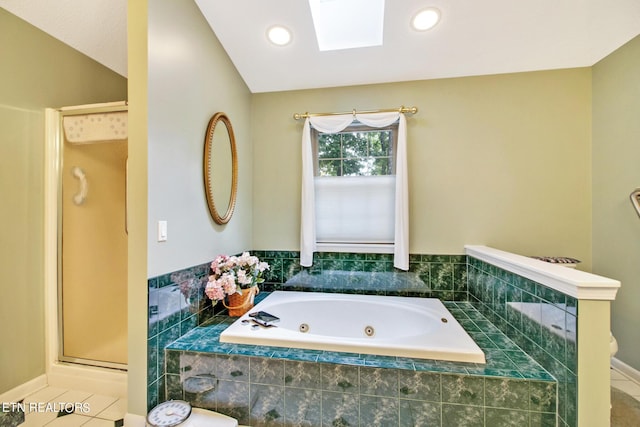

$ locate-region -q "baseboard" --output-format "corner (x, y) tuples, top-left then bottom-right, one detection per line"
(47, 362), (127, 398)
(611, 356), (640, 384)
(124, 413), (146, 427)
(0, 374), (47, 403)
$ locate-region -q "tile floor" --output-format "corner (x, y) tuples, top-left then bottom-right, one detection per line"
(12, 367), (639, 426)
(18, 387), (125, 426)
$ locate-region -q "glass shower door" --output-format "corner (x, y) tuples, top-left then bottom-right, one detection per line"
(59, 109), (128, 369)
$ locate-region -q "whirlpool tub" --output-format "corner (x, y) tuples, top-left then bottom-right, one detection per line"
(220, 291), (486, 364)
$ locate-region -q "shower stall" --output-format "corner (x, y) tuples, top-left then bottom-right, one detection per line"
(45, 102), (128, 379)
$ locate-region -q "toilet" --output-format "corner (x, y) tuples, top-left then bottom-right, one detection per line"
(610, 332), (619, 358)
(531, 255), (619, 359)
(146, 400), (238, 427)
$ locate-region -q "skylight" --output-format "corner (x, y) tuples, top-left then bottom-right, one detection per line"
(308, 0), (385, 52)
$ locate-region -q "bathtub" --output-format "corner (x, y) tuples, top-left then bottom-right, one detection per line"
(220, 291), (486, 364)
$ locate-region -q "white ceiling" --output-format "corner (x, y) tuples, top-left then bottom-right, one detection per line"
(3, 0), (640, 94)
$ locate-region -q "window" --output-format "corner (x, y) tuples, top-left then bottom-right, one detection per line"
(314, 123), (396, 176)
(300, 111), (409, 269)
(312, 122), (398, 247)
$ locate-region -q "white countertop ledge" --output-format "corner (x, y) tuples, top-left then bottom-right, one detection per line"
(464, 245), (620, 301)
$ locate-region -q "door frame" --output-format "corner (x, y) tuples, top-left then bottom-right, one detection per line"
(44, 102), (129, 376)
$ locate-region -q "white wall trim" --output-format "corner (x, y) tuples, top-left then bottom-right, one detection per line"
(465, 245), (621, 300)
(124, 413), (146, 427)
(47, 363), (127, 398)
(0, 375), (47, 403)
(0, 367), (126, 404)
(611, 357), (640, 384)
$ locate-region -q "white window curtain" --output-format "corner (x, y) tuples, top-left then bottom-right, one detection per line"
(315, 175), (395, 243)
(300, 111), (409, 270)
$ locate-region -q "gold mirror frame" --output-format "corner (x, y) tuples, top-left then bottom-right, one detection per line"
(203, 112), (238, 224)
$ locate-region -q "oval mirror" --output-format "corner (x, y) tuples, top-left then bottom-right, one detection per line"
(203, 112), (238, 224)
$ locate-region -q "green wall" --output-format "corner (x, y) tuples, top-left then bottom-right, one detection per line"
(0, 7), (127, 395)
(126, 0), (254, 415)
(252, 68), (593, 269)
(146, 0), (252, 278)
(592, 34), (640, 370)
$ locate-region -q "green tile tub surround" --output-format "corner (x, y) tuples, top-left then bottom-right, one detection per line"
(147, 261), (217, 411)
(467, 256), (577, 427)
(147, 250), (571, 420)
(0, 403), (25, 427)
(254, 251), (468, 300)
(164, 301), (556, 426)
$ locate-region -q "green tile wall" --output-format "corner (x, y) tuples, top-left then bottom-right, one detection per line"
(467, 256), (577, 427)
(147, 262), (217, 410)
(165, 307), (556, 427)
(148, 250), (578, 426)
(0, 404), (25, 426)
(165, 350), (557, 427)
(147, 251), (470, 411)
(254, 250), (468, 300)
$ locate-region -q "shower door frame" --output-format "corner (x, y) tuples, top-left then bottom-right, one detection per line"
(44, 102), (128, 372)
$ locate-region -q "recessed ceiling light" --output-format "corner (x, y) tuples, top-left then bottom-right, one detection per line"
(267, 25), (292, 46)
(411, 8), (441, 32)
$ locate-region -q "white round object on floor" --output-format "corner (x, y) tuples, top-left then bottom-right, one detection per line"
(147, 401), (237, 427)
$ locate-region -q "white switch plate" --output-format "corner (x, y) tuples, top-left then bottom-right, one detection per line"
(158, 220), (167, 242)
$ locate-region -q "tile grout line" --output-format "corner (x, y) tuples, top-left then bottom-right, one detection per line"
(18, 387), (126, 427)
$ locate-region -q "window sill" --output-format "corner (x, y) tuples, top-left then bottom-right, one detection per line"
(316, 243), (393, 254)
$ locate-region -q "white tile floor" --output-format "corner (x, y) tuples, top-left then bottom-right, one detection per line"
(15, 368), (639, 426)
(19, 387), (126, 426)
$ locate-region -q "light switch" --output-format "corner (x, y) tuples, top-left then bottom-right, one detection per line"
(158, 220), (167, 242)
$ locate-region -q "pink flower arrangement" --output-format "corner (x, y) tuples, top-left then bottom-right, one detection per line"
(204, 252), (270, 302)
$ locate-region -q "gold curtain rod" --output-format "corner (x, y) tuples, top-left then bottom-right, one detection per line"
(293, 106), (418, 120)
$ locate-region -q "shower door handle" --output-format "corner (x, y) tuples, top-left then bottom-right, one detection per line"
(72, 166), (88, 205)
